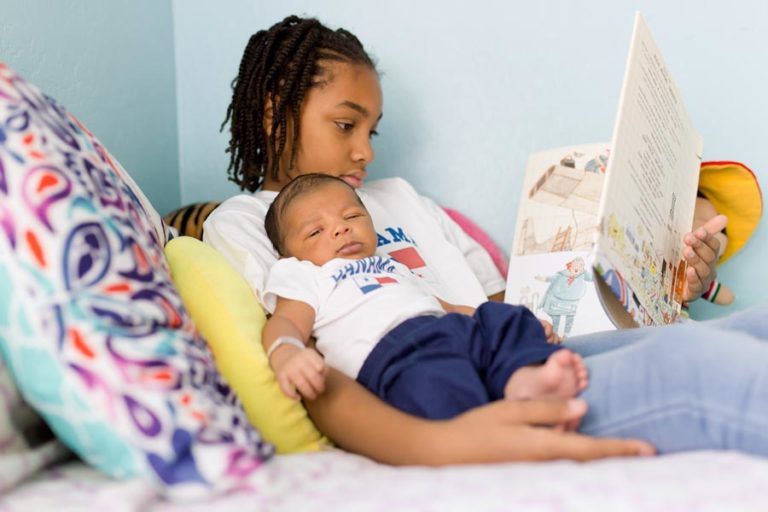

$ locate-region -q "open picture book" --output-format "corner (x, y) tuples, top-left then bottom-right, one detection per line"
(504, 12), (702, 337)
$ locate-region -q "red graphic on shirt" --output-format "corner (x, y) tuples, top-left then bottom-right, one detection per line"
(388, 247), (426, 270)
(354, 274), (398, 294)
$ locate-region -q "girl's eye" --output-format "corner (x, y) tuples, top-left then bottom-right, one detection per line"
(369, 129), (379, 138)
(335, 121), (354, 131)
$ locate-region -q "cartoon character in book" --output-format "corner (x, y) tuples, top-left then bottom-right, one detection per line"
(536, 257), (593, 338)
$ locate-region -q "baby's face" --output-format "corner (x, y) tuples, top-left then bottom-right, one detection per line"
(281, 181), (378, 266)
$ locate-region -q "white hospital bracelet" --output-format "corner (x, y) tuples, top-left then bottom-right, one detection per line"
(266, 336), (306, 360)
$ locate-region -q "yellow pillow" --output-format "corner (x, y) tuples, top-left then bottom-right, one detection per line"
(164, 236), (328, 453)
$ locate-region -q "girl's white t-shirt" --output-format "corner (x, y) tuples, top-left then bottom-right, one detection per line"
(263, 256), (445, 378)
(203, 177), (505, 306)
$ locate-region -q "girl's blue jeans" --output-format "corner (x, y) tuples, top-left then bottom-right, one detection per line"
(565, 303), (768, 455)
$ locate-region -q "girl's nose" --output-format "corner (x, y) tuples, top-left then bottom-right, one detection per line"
(351, 136), (374, 165)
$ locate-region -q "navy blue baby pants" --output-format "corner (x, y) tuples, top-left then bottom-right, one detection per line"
(356, 302), (559, 420)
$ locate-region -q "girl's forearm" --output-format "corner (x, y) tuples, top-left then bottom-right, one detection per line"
(487, 291), (505, 302)
(436, 298), (476, 316)
(304, 368), (443, 465)
(305, 372), (657, 466)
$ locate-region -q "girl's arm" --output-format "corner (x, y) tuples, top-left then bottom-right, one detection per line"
(681, 213), (727, 302)
(304, 371), (655, 465)
(436, 297), (476, 316)
(487, 291), (505, 302)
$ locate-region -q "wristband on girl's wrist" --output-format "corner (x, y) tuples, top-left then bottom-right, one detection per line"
(266, 335), (306, 360)
(701, 279), (722, 303)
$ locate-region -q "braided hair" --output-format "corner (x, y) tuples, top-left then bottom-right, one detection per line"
(222, 15), (376, 192)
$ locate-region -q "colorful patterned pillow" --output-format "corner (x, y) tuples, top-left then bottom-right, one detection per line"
(0, 62), (273, 498)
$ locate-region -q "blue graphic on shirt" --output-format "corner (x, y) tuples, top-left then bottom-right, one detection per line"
(331, 256), (397, 284)
(376, 226), (416, 246)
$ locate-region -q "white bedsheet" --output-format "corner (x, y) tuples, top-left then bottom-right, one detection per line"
(2, 449), (767, 511)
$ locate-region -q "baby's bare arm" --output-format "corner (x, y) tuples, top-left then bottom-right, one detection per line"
(262, 297), (314, 353)
(263, 298), (326, 399)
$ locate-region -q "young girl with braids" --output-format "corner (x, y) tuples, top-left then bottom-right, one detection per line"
(204, 15), (768, 464)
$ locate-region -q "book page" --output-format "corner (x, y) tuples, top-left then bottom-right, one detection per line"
(505, 250), (615, 338)
(511, 143), (610, 257)
(593, 12), (702, 326)
(506, 144), (614, 338)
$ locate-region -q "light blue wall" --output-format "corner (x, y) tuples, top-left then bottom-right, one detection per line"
(173, 0), (768, 317)
(6, 1), (762, 316)
(0, 0), (180, 216)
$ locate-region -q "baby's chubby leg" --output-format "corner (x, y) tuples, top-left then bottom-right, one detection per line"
(504, 349), (588, 401)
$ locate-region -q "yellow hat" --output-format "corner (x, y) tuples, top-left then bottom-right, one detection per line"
(698, 161), (762, 263)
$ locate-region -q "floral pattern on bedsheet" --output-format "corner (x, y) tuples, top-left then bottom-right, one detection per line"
(2, 451), (768, 512)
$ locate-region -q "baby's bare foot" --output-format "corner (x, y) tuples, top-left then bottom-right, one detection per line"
(504, 349), (588, 401)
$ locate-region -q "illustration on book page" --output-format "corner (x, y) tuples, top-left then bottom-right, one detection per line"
(512, 143), (610, 256)
(505, 251), (614, 338)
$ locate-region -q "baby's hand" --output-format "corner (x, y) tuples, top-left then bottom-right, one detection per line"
(275, 348), (328, 400)
(539, 319), (562, 344)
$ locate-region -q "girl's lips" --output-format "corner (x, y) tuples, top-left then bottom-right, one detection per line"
(338, 242), (364, 255)
(341, 172), (365, 188)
